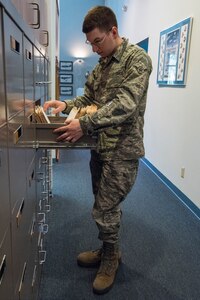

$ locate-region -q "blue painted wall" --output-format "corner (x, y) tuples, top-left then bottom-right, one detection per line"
(105, 0), (124, 33)
(59, 0), (105, 99)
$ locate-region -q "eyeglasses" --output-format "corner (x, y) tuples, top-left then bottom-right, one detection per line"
(85, 28), (112, 48)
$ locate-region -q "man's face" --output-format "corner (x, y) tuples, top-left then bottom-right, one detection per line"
(85, 27), (115, 58)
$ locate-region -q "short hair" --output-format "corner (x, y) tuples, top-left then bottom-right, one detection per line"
(82, 6), (118, 33)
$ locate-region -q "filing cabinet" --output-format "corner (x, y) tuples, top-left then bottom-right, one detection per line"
(0, 1), (82, 299)
(0, 2), (53, 299)
(11, 0), (50, 52)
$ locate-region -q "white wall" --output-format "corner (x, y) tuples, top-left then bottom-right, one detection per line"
(107, 0), (200, 208)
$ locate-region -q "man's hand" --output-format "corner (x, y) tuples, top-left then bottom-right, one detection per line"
(53, 119), (83, 143)
(43, 100), (66, 114)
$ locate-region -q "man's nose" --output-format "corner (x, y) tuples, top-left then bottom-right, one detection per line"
(92, 44), (99, 52)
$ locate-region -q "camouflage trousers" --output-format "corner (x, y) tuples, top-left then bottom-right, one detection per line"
(90, 150), (139, 244)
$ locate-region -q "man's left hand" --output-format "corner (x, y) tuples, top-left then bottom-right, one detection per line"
(53, 119), (83, 143)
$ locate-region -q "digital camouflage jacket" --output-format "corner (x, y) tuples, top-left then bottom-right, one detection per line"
(63, 39), (152, 160)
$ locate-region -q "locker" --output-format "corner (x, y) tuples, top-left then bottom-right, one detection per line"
(3, 11), (24, 120)
(0, 9), (6, 126)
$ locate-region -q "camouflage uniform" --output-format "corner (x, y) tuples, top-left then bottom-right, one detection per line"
(63, 38), (152, 243)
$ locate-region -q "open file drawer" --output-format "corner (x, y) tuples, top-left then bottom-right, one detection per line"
(18, 116), (97, 149)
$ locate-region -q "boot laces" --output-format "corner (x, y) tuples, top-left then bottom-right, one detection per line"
(98, 246), (118, 276)
(92, 248), (102, 256)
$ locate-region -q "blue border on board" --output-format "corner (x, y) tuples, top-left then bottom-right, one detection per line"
(141, 158), (200, 220)
(156, 17), (192, 86)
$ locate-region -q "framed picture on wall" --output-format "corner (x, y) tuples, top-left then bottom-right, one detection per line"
(157, 17), (193, 86)
(59, 61), (73, 72)
(60, 74), (73, 84)
(60, 85), (73, 96)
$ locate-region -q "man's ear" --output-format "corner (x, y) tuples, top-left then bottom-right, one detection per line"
(111, 26), (118, 38)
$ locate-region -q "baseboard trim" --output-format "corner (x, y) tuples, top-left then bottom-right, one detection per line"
(141, 158), (200, 220)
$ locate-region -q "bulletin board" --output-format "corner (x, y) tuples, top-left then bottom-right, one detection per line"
(157, 17), (193, 86)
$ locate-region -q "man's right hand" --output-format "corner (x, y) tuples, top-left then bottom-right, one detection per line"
(43, 100), (67, 114)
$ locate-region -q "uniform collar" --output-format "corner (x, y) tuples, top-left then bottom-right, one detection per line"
(99, 38), (128, 66)
(113, 38), (128, 62)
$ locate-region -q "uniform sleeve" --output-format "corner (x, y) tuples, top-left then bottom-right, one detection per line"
(62, 70), (97, 114)
(79, 51), (152, 135)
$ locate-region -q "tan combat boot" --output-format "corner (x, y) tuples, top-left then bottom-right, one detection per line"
(77, 248), (103, 267)
(93, 242), (121, 294)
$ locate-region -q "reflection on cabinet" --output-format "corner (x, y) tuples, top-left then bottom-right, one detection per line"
(0, 11), (6, 125)
(11, 0), (49, 49)
(3, 12), (24, 120)
(0, 232), (13, 300)
(0, 125), (10, 244)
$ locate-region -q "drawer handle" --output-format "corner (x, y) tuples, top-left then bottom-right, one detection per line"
(39, 250), (46, 264)
(37, 212), (45, 224)
(41, 156), (48, 164)
(25, 49), (32, 61)
(13, 125), (23, 144)
(0, 255), (6, 285)
(16, 198), (25, 227)
(38, 199), (42, 211)
(30, 217), (36, 237)
(28, 170), (35, 187)
(35, 81), (52, 85)
(41, 191), (48, 196)
(37, 232), (42, 248)
(31, 265), (37, 288)
(36, 171), (44, 182)
(30, 3), (40, 29)
(10, 36), (20, 54)
(18, 262), (27, 295)
(41, 30), (49, 47)
(45, 204), (51, 213)
(28, 113), (34, 123)
(39, 196), (47, 211)
(39, 223), (48, 235)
